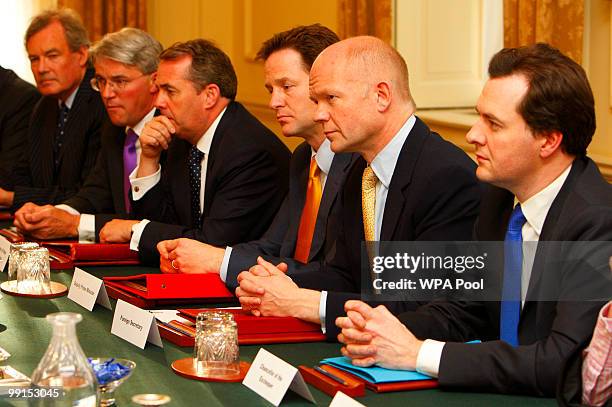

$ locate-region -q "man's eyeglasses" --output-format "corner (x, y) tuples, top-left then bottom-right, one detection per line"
(90, 74), (147, 92)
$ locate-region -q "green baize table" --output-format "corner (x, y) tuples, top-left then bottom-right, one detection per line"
(0, 265), (557, 406)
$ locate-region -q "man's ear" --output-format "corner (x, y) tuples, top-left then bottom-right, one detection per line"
(149, 72), (158, 94)
(76, 46), (89, 68)
(375, 81), (392, 112)
(202, 83), (221, 109)
(538, 130), (564, 158)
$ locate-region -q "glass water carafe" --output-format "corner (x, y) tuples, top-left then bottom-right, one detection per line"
(30, 312), (98, 406)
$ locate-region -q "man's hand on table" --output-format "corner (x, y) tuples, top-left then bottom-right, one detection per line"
(0, 187), (14, 207)
(336, 300), (423, 370)
(14, 203), (79, 239)
(236, 256), (321, 324)
(157, 238), (224, 274)
(99, 219), (139, 243)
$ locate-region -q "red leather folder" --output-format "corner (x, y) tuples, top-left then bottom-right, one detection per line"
(0, 228), (139, 268)
(298, 365), (366, 398)
(103, 274), (235, 309)
(44, 242), (139, 266)
(0, 228), (24, 243)
(314, 364), (438, 393)
(173, 308), (326, 345)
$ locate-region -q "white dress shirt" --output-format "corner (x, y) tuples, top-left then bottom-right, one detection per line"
(219, 138), (335, 283)
(416, 164), (572, 378)
(129, 107), (226, 251)
(56, 108), (156, 242)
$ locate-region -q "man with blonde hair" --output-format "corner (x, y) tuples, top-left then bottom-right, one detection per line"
(14, 28), (162, 241)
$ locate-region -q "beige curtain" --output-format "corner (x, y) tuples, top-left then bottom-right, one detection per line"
(58, 0), (146, 41)
(504, 0), (584, 63)
(337, 0), (392, 44)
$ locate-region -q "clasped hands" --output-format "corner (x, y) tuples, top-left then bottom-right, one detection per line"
(335, 300), (424, 370)
(13, 202), (79, 239)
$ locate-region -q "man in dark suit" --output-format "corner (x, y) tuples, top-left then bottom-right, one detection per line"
(235, 36), (481, 336)
(0, 66), (40, 183)
(156, 24), (357, 289)
(99, 39), (290, 265)
(336, 43), (612, 397)
(13, 28), (162, 242)
(0, 9), (107, 211)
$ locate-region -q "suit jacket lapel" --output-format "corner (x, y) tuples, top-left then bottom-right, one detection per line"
(32, 99), (58, 186)
(283, 145), (310, 257)
(308, 152), (354, 260)
(202, 102), (238, 218)
(523, 159), (584, 307)
(380, 118), (429, 241)
(171, 139), (192, 224)
(110, 126), (127, 212)
(56, 68), (96, 176)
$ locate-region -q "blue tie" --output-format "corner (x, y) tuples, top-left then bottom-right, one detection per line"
(188, 146), (205, 228)
(500, 204), (526, 346)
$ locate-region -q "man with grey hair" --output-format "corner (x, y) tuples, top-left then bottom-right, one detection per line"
(0, 9), (107, 211)
(14, 28), (161, 241)
(98, 39), (291, 265)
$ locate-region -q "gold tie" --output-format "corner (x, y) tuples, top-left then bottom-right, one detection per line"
(362, 165), (378, 242)
(294, 158), (322, 263)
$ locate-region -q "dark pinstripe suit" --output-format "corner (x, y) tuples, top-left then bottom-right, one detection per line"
(0, 66), (40, 184)
(4, 68), (109, 211)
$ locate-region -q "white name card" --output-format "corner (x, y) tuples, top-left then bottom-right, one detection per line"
(110, 299), (163, 349)
(243, 348), (315, 406)
(67, 268), (111, 311)
(330, 391), (366, 407)
(0, 235), (11, 272)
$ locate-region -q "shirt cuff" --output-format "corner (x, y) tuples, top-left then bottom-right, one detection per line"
(55, 204), (93, 242)
(415, 339), (445, 378)
(130, 219), (150, 251)
(129, 165), (161, 200)
(77, 214), (95, 243)
(55, 204), (79, 215)
(319, 291), (328, 334)
(219, 246), (232, 283)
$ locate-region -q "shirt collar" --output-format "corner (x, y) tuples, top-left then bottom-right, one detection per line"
(195, 106), (227, 154)
(60, 86), (79, 109)
(519, 164), (572, 236)
(128, 108), (156, 136)
(311, 138), (334, 176)
(370, 114), (416, 188)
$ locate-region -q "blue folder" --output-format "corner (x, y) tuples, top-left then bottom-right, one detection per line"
(320, 356), (431, 384)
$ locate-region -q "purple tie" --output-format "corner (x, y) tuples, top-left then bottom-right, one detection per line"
(123, 129), (139, 213)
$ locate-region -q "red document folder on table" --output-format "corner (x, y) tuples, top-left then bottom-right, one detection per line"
(164, 308), (326, 346)
(103, 274), (235, 309)
(44, 242), (139, 266)
(301, 364), (438, 394)
(0, 228), (139, 269)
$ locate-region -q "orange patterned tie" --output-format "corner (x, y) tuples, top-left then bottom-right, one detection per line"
(294, 158), (322, 263)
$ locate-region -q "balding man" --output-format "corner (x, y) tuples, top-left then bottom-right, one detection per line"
(236, 36), (481, 338)
(336, 43), (612, 397)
